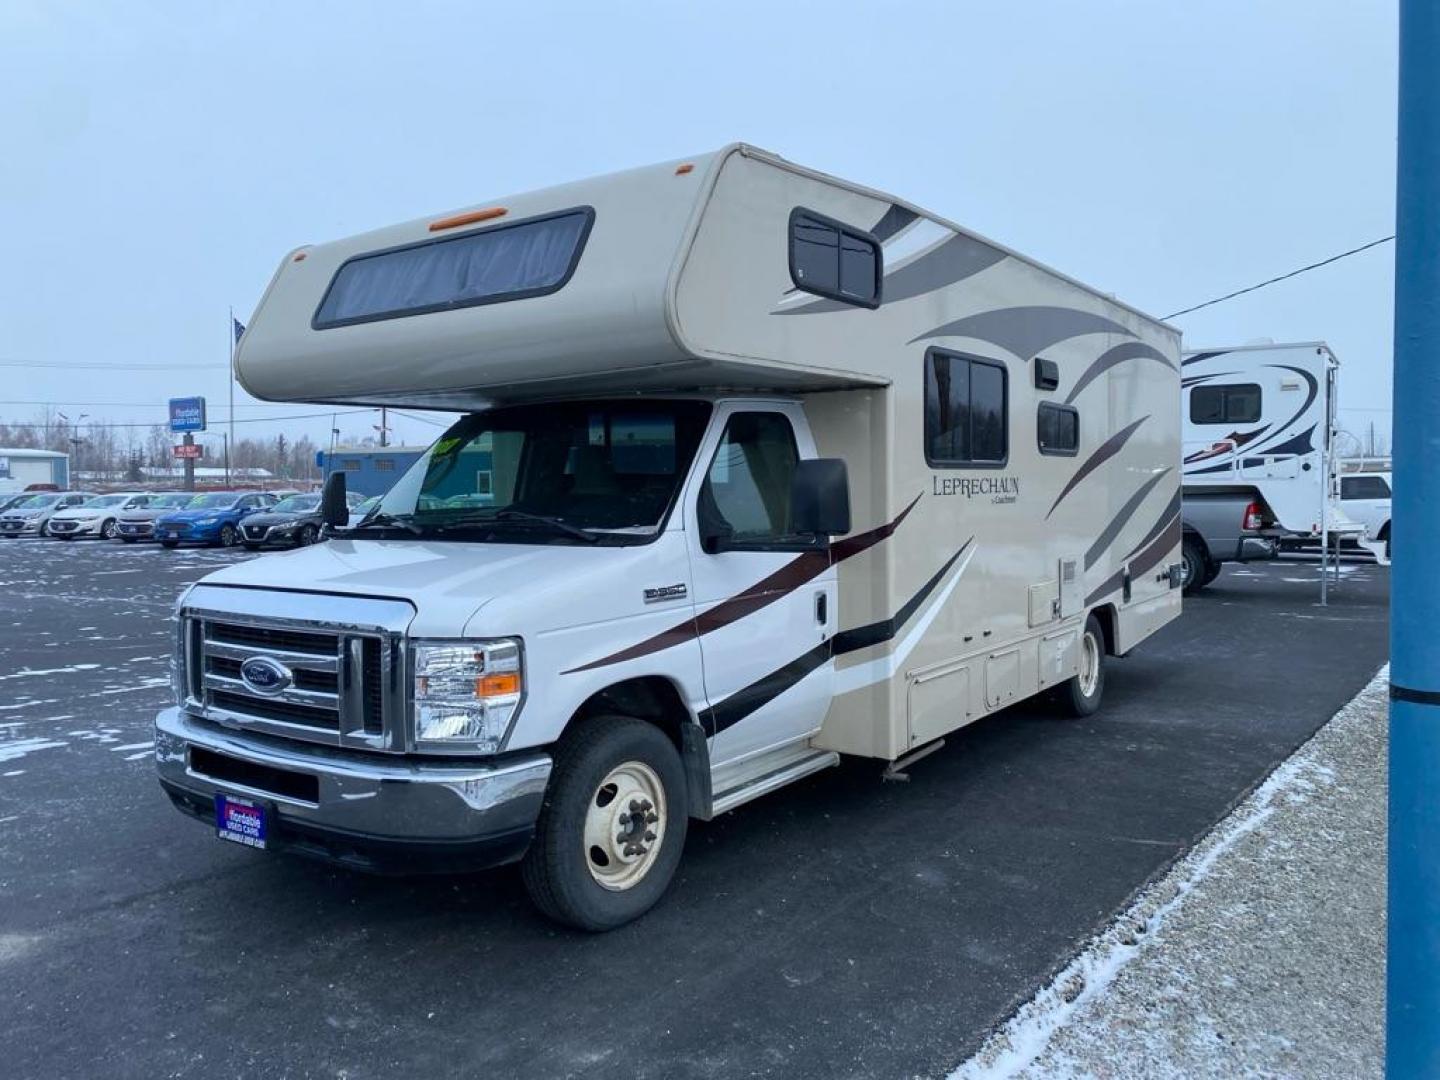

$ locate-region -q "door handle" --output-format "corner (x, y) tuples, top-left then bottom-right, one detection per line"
(815, 591), (828, 626)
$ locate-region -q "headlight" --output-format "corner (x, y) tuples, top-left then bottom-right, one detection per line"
(411, 639), (523, 752)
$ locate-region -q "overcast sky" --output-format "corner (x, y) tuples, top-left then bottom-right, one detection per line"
(0, 2), (1397, 456)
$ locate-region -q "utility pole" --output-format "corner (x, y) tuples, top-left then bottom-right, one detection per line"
(380, 407), (389, 448)
(1388, 2), (1440, 1074)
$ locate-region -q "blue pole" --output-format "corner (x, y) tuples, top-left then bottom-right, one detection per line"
(1389, 2), (1440, 1074)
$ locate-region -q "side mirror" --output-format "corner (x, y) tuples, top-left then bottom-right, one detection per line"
(791, 458), (851, 537)
(320, 471), (349, 528)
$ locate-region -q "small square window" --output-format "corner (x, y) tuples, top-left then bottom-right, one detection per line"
(925, 349), (1009, 467)
(1038, 403), (1080, 456)
(1190, 383), (1262, 425)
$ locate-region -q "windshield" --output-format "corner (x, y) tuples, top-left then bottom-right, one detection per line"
(21, 494), (62, 508)
(366, 400), (711, 543)
(5, 495), (37, 509)
(83, 494), (129, 508)
(272, 495), (320, 514)
(186, 493), (241, 509)
(153, 494), (194, 508)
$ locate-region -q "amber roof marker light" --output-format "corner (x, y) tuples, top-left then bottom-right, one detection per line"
(429, 206), (508, 232)
(674, 163), (694, 175)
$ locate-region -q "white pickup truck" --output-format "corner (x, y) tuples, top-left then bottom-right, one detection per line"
(156, 146), (1181, 929)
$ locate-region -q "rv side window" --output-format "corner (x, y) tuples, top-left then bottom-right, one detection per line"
(924, 349), (1009, 467)
(1190, 383), (1262, 424)
(788, 210), (881, 308)
(1037, 403), (1080, 456)
(1341, 475), (1390, 500)
(699, 413), (803, 547)
(313, 207), (595, 329)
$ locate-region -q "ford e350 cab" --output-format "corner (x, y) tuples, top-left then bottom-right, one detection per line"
(156, 145), (1182, 930)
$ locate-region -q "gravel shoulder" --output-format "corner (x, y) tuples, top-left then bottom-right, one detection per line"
(954, 664), (1388, 1080)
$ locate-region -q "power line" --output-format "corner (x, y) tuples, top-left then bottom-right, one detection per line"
(0, 408), (375, 431)
(1163, 235), (1395, 320)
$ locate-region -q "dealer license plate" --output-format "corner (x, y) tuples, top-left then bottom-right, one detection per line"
(215, 794), (267, 849)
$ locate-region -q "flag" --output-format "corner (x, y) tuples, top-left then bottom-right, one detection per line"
(233, 317), (246, 343)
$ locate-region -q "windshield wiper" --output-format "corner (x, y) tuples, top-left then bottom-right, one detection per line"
(349, 510), (423, 536)
(430, 508), (600, 543)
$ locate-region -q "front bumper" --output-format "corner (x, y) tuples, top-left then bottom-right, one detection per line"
(154, 706), (552, 873)
(47, 519), (104, 537)
(0, 517), (44, 535)
(117, 520), (155, 538)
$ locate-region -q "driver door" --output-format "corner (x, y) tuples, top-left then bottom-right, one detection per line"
(686, 405), (836, 768)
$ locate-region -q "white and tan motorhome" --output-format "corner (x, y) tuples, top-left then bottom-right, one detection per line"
(155, 144), (1183, 929)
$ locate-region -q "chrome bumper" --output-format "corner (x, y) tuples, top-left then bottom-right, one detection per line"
(154, 707), (552, 871)
(1238, 537), (1278, 561)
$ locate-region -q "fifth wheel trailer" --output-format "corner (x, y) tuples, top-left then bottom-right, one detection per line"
(1179, 342), (1366, 591)
(154, 144), (1183, 929)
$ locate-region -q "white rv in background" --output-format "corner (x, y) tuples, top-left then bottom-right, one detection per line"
(1178, 342), (1367, 590)
(155, 144), (1183, 929)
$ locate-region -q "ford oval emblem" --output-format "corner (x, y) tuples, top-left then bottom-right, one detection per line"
(239, 656), (293, 696)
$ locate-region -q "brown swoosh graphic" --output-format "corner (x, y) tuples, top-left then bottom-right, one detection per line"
(1046, 415), (1149, 520)
(1084, 510), (1182, 607)
(562, 493), (923, 674)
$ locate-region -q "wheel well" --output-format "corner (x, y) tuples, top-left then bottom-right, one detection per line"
(1378, 520), (1390, 540)
(567, 676), (694, 752)
(1089, 603), (1119, 656)
(1181, 526), (1207, 558)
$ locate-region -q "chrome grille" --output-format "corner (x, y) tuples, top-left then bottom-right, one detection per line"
(182, 612), (402, 751)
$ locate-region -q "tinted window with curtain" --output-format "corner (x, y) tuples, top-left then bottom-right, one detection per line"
(925, 350), (1008, 465)
(314, 208), (593, 328)
(700, 413), (801, 544)
(789, 210), (880, 307)
(1037, 403), (1080, 456)
(1190, 383), (1262, 424)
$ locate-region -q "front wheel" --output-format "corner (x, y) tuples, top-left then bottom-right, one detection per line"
(1059, 614), (1106, 717)
(298, 524), (319, 546)
(101, 519), (118, 540)
(522, 715), (688, 931)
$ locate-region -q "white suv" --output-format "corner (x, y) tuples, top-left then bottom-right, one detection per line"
(1339, 472), (1392, 558)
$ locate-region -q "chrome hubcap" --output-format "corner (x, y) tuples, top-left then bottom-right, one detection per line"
(583, 761), (666, 891)
(1078, 631), (1100, 697)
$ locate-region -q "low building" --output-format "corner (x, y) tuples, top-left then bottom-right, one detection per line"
(0, 448), (69, 492)
(319, 447), (430, 496)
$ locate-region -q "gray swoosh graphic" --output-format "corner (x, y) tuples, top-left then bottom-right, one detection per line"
(1065, 342), (1177, 404)
(780, 232), (1005, 316)
(870, 204), (919, 243)
(908, 305), (1135, 358)
(1047, 415), (1150, 519)
(1084, 467), (1173, 570)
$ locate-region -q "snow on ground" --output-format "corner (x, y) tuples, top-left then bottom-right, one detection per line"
(952, 666), (1387, 1080)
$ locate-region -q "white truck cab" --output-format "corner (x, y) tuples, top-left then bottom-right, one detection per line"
(157, 145), (1182, 929)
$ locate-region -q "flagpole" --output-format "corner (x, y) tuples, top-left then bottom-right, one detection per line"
(228, 306), (235, 486)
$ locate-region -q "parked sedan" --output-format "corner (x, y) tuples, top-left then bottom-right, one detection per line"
(115, 492), (196, 542)
(153, 491), (278, 548)
(0, 493), (38, 515)
(46, 492), (158, 540)
(0, 491), (91, 538)
(240, 492), (363, 550)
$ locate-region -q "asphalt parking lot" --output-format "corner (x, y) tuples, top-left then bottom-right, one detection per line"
(0, 539), (1389, 1080)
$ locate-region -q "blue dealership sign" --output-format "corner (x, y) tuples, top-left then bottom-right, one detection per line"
(169, 396), (207, 433)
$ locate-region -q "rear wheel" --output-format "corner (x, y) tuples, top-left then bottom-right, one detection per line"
(215, 524), (237, 548)
(1379, 522), (1391, 561)
(522, 715), (688, 931)
(1181, 538), (1209, 595)
(1059, 614), (1106, 717)
(1200, 559), (1222, 587)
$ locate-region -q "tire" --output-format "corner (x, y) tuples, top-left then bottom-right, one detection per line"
(101, 519), (118, 540)
(298, 524), (319, 546)
(160, 540), (179, 549)
(1058, 614), (1107, 718)
(522, 715), (688, 932)
(215, 524), (237, 548)
(1181, 538), (1209, 595)
(1379, 522), (1391, 561)
(1200, 559), (1222, 587)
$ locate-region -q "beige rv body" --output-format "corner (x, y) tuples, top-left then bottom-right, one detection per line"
(235, 144), (1182, 765)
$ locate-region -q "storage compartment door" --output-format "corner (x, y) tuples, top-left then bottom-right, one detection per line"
(908, 662), (971, 747)
(1058, 557), (1082, 618)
